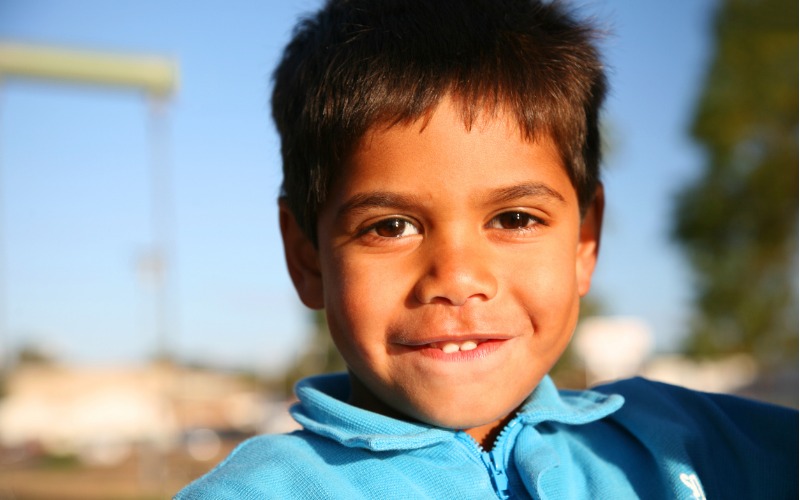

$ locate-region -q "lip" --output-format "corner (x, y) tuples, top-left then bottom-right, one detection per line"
(392, 333), (514, 347)
(393, 337), (511, 362)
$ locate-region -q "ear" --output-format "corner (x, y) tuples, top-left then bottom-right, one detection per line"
(576, 184), (604, 297)
(279, 200), (325, 309)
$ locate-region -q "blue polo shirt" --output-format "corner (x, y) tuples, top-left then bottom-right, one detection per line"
(176, 374), (797, 499)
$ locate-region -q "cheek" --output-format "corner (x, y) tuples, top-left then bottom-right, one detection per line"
(510, 249), (581, 338)
(322, 255), (406, 352)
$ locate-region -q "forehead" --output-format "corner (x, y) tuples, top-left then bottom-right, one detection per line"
(326, 98), (578, 210)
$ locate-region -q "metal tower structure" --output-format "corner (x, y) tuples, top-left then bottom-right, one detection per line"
(0, 42), (179, 372)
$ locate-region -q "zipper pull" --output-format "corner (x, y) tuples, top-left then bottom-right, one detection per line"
(482, 448), (509, 499)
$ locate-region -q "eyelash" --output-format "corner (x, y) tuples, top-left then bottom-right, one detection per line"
(487, 211), (545, 232)
(357, 211), (545, 240)
(358, 217), (420, 239)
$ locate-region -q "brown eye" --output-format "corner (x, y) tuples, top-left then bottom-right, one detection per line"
(494, 212), (535, 230)
(371, 218), (419, 238)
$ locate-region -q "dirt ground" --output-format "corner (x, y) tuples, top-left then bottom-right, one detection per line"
(0, 440), (239, 500)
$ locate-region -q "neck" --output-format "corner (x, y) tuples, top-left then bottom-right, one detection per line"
(346, 372), (411, 422)
(464, 412), (516, 451)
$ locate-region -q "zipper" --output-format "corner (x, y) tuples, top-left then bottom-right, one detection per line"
(457, 417), (520, 500)
(482, 447), (510, 499)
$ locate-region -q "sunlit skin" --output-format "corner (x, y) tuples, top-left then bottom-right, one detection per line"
(280, 97), (603, 449)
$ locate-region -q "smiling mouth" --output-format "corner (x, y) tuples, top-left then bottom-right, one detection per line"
(392, 336), (510, 362)
(398, 336), (510, 353)
(428, 340), (480, 353)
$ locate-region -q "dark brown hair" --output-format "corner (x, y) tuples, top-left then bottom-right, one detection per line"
(272, 0), (607, 243)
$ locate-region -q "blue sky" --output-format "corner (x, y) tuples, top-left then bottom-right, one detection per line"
(0, 1), (717, 374)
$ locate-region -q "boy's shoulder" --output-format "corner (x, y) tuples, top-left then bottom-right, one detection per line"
(174, 374), (468, 499)
(590, 376), (798, 496)
(592, 376), (798, 446)
(594, 375), (797, 428)
(175, 430), (349, 499)
(174, 423), (489, 499)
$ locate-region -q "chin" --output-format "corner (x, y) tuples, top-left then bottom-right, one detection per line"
(401, 393), (524, 431)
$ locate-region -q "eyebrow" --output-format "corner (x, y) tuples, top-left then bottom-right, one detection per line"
(336, 192), (424, 220)
(488, 182), (566, 205)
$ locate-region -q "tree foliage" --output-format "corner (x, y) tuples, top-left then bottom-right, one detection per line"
(672, 0), (798, 366)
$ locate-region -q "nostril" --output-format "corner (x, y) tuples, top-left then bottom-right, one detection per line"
(412, 241), (498, 305)
(414, 271), (497, 305)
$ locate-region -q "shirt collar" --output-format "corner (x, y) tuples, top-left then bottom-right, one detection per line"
(516, 375), (624, 426)
(290, 373), (624, 452)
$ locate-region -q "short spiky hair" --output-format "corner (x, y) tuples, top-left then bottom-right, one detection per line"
(273, 0), (606, 243)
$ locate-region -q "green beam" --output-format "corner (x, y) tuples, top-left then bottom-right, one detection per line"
(0, 42), (178, 98)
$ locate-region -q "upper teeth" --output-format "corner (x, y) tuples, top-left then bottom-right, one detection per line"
(439, 341), (478, 353)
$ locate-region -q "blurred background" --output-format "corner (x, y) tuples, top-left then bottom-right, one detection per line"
(0, 0), (796, 498)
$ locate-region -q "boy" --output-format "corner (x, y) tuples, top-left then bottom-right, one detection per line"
(178, 0), (797, 498)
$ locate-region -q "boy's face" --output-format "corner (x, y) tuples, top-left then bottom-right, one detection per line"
(281, 97), (602, 440)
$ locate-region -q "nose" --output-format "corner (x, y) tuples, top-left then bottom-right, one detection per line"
(413, 233), (498, 306)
